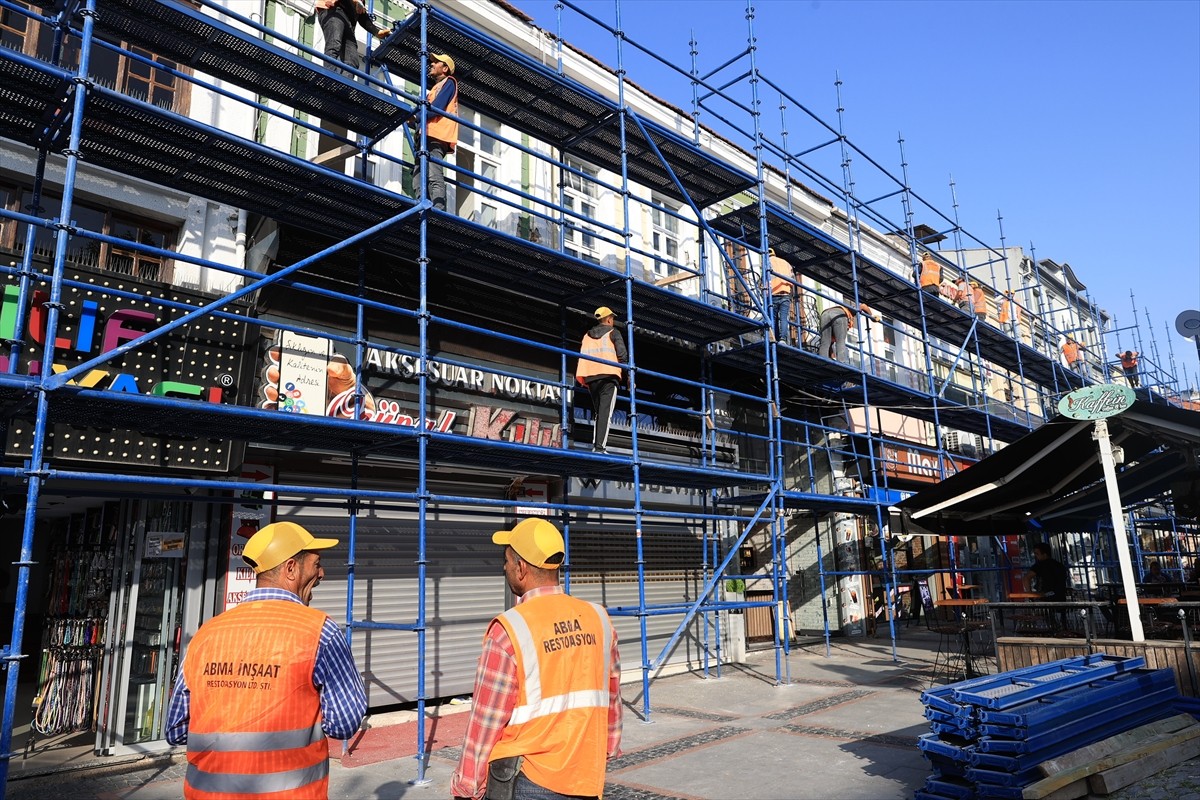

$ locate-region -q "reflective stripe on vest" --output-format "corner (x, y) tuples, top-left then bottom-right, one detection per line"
(501, 606), (612, 726)
(576, 329), (621, 380)
(490, 594), (614, 796)
(186, 759), (329, 796)
(426, 78), (459, 149)
(187, 722), (324, 753)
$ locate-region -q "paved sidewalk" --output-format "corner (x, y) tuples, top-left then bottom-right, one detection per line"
(4, 634), (1198, 799)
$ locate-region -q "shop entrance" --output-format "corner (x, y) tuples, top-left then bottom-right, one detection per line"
(8, 497), (202, 764)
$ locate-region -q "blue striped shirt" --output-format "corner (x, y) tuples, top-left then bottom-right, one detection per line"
(165, 588), (366, 744)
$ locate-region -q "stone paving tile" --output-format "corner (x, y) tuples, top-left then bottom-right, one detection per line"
(781, 723), (918, 749)
(608, 726), (751, 772)
(605, 783), (694, 800)
(762, 688), (876, 720)
(1107, 758), (1200, 800)
(652, 706), (738, 722)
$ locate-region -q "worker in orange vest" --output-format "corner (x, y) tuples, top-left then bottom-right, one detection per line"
(998, 290), (1015, 326)
(166, 522), (366, 799)
(1062, 337), (1084, 372)
(919, 252), (941, 294)
(953, 276), (971, 311)
(575, 306), (627, 454)
(409, 52), (458, 211)
(970, 281), (987, 321)
(1119, 350), (1140, 388)
(818, 300), (881, 364)
(768, 248), (798, 345)
(452, 518), (622, 800)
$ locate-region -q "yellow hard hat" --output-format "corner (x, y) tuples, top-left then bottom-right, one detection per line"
(242, 521), (338, 574)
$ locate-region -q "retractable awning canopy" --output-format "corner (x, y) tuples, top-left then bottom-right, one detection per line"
(895, 400), (1200, 537)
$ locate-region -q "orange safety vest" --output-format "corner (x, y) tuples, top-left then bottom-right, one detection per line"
(576, 329), (621, 383)
(1120, 352), (1139, 369)
(490, 593), (614, 797)
(998, 297), (1012, 324)
(183, 601), (329, 800)
(919, 255), (941, 288)
(972, 286), (987, 315)
(426, 78), (459, 150)
(769, 255), (793, 295)
(1063, 341), (1080, 363)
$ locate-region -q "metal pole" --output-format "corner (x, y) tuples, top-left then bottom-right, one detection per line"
(1094, 417), (1143, 641)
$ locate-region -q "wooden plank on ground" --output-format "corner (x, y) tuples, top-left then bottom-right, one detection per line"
(1036, 779), (1089, 800)
(1039, 715), (1194, 773)
(1022, 716), (1199, 800)
(1087, 736), (1200, 794)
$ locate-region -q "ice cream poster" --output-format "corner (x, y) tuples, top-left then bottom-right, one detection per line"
(261, 331), (375, 419)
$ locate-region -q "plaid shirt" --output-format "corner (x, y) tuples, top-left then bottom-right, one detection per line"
(450, 585), (623, 799)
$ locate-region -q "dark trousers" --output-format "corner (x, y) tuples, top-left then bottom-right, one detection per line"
(818, 306), (849, 363)
(585, 375), (619, 451)
(318, 7), (361, 73)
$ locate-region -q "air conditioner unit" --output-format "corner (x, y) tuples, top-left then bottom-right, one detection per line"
(943, 432), (960, 452)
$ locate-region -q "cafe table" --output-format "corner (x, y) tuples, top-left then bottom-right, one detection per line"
(936, 598), (990, 678)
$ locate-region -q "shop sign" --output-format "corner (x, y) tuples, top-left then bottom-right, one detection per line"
(1058, 384), (1136, 420)
(573, 476), (720, 507)
(365, 348), (561, 405)
(255, 331), (722, 455)
(144, 531), (185, 558)
(881, 445), (971, 484)
(226, 462), (275, 610)
(2, 273), (248, 471)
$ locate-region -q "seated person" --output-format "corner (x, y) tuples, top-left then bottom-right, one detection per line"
(1145, 559), (1171, 584)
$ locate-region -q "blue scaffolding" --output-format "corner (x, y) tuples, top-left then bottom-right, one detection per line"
(0, 0), (1192, 789)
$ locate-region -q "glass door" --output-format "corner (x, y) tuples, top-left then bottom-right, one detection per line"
(97, 499), (190, 754)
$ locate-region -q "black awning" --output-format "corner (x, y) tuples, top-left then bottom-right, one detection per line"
(895, 400), (1200, 536)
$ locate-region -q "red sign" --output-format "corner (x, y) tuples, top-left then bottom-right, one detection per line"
(881, 445), (971, 484)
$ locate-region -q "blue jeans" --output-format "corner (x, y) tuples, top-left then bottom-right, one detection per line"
(772, 293), (792, 345)
(513, 773), (598, 800)
(417, 139), (450, 211)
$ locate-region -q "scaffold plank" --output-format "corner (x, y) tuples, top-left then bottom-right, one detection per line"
(373, 7), (755, 207)
(35, 0), (408, 138)
(710, 201), (1084, 394)
(27, 387), (766, 490)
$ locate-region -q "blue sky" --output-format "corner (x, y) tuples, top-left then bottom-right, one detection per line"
(514, 0), (1200, 391)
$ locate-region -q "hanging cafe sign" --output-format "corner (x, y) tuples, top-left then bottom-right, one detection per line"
(1057, 384), (1136, 421)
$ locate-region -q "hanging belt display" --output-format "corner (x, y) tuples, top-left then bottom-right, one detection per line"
(31, 506), (116, 738)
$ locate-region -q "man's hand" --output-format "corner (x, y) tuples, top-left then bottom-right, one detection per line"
(375, 28), (391, 39)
